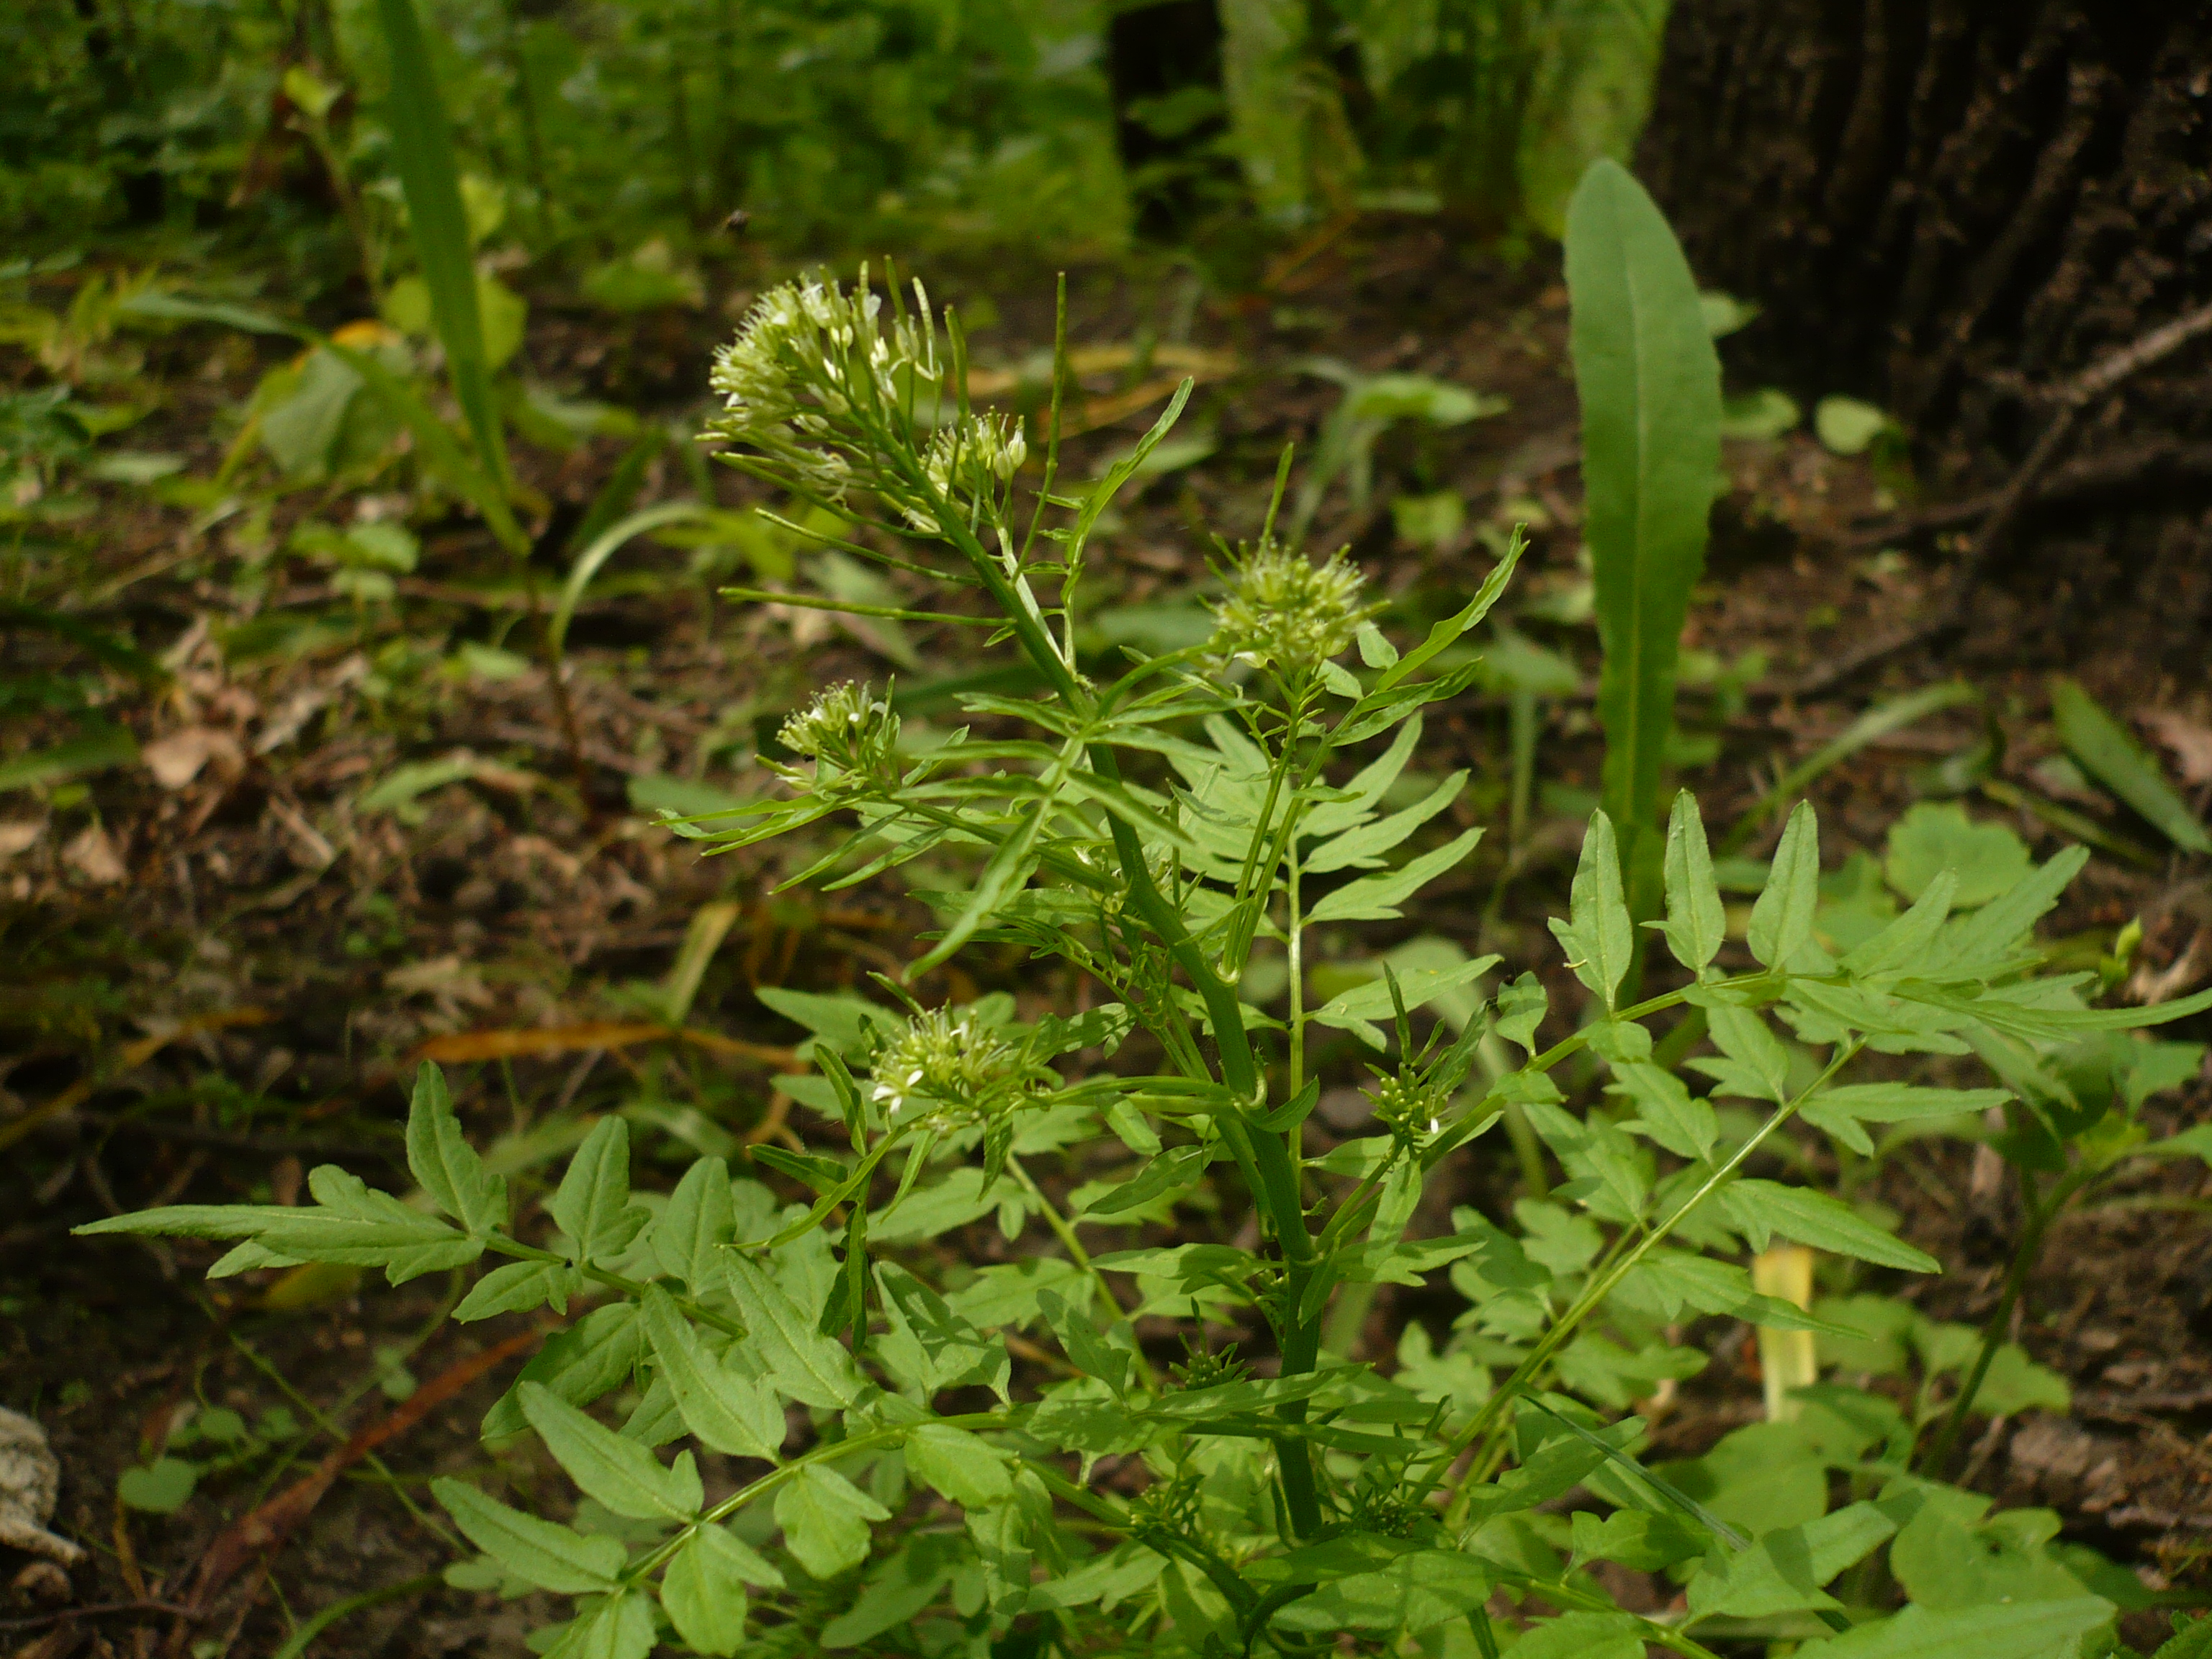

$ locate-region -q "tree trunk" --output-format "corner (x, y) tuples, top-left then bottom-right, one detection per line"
(1636, 0), (2212, 672)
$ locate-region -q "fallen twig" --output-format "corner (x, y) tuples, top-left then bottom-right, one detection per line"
(169, 1327), (541, 1630)
(1789, 297), (2212, 698)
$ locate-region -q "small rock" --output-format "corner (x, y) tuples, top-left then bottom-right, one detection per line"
(142, 725), (245, 791)
(59, 823), (124, 886)
(0, 1407), (84, 1567)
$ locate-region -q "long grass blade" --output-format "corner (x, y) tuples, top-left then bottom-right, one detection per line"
(375, 0), (508, 494)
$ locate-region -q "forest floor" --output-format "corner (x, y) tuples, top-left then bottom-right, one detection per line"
(4, 220), (2211, 1656)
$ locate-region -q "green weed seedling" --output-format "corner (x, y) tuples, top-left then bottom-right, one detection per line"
(85, 227), (2212, 1655)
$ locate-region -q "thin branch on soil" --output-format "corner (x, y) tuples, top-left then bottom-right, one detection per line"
(1789, 296), (2212, 698)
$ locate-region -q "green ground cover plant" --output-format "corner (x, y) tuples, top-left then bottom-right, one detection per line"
(79, 162), (2212, 1658)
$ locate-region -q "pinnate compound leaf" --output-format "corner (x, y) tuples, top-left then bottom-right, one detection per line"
(773, 1463), (889, 1581)
(1307, 827), (1483, 924)
(1798, 1084), (2009, 1157)
(1794, 1596), (2114, 1658)
(904, 1421), (1015, 1509)
(75, 1205), (296, 1241)
(1548, 811), (1634, 1010)
(256, 1166), (481, 1283)
(1749, 801), (1828, 972)
(1608, 1061), (1717, 1161)
(1697, 1002), (1792, 1103)
(1660, 790), (1725, 975)
(724, 1256), (868, 1409)
(405, 1062), (508, 1234)
(550, 1117), (648, 1265)
(661, 1527), (758, 1656)
(518, 1381), (701, 1521)
(431, 1478), (624, 1593)
(1722, 1180), (1940, 1272)
(482, 1301), (644, 1438)
(1928, 846), (2087, 975)
(641, 1286), (786, 1461)
(455, 1259), (582, 1322)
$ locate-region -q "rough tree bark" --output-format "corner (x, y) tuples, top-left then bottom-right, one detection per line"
(1636, 0), (2212, 673)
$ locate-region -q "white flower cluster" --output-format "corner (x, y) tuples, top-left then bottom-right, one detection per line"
(868, 1007), (1029, 1125)
(703, 271), (938, 495)
(775, 680), (899, 781)
(1206, 538), (1379, 675)
(901, 412), (1028, 536)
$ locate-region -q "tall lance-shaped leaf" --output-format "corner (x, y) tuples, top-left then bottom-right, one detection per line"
(374, 0), (511, 505)
(1565, 158), (1720, 924)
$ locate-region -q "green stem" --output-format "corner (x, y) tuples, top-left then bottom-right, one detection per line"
(1006, 1156), (1161, 1391)
(1438, 1037), (1862, 1521)
(1917, 1159), (2094, 1478)
(272, 1573), (441, 1659)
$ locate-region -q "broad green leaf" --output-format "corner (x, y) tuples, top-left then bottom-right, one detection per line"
(549, 1118), (647, 1266)
(639, 1287), (786, 1461)
(904, 1421), (1015, 1509)
(1303, 771), (1468, 873)
(1748, 801), (1826, 971)
(1722, 1180), (1940, 1272)
(661, 1527), (757, 1655)
(405, 1062), (507, 1235)
(1571, 1508), (1709, 1572)
(1687, 1501), (1895, 1620)
(1494, 971), (1548, 1054)
(455, 1259), (582, 1322)
(1548, 811), (1634, 1009)
(2052, 678), (2211, 853)
(1882, 803), (2032, 908)
(1269, 1547), (1492, 1635)
(1306, 827), (1483, 923)
(753, 987), (893, 1061)
(1506, 1611), (1646, 1659)
(1660, 791), (1725, 974)
(518, 1380), (701, 1521)
(117, 1458), (197, 1514)
(1076, 1143), (1210, 1219)
(1794, 1596), (2115, 1658)
(1566, 161), (1720, 903)
(724, 1256), (868, 1409)
(773, 1463), (890, 1580)
(431, 1478), (624, 1593)
(652, 1157), (734, 1291)
(819, 1534), (971, 1648)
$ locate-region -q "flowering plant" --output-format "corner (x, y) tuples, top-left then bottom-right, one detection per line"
(82, 264), (2212, 1659)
